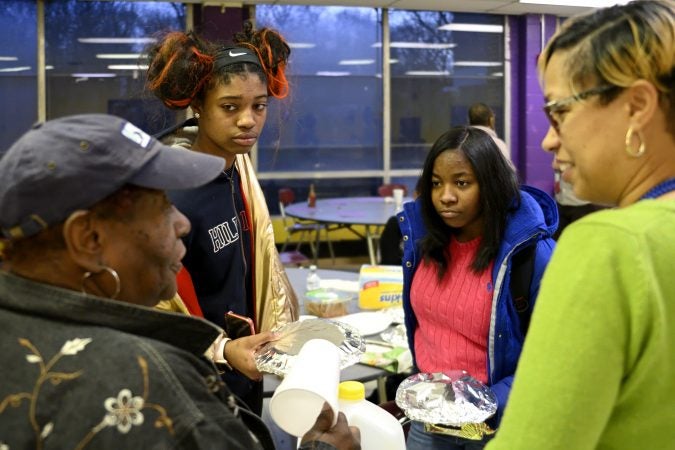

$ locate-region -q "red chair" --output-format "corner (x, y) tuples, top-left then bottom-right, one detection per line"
(278, 187), (334, 264)
(278, 250), (310, 267)
(378, 183), (408, 197)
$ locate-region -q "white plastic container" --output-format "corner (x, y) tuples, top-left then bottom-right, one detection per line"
(306, 264), (321, 291)
(269, 339), (340, 437)
(338, 381), (406, 450)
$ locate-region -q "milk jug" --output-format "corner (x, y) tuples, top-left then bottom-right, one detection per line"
(338, 381), (406, 450)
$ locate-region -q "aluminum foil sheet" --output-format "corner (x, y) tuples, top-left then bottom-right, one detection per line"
(254, 318), (366, 376)
(381, 306), (405, 324)
(395, 371), (497, 426)
(379, 323), (408, 348)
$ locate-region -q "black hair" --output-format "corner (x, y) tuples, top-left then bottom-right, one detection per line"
(146, 20), (291, 110)
(418, 126), (520, 277)
(468, 102), (494, 127)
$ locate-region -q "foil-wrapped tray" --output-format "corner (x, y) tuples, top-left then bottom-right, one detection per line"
(254, 318), (365, 376)
(395, 371), (497, 426)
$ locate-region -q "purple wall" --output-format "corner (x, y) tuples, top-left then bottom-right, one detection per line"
(509, 14), (558, 196)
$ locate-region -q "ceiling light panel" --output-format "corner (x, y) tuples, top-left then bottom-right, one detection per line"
(372, 42), (456, 49)
(437, 23), (504, 32)
(405, 70), (450, 76)
(96, 53), (144, 59)
(78, 37), (156, 44)
(338, 59), (376, 65)
(71, 73), (117, 78)
(107, 64), (149, 70)
(288, 43), (316, 49)
(0, 66), (31, 72)
(316, 71), (351, 76)
(520, 0), (632, 6)
(453, 61), (502, 67)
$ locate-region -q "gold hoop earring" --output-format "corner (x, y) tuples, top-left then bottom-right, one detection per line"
(625, 126), (646, 158)
(194, 112), (200, 119)
(81, 266), (121, 299)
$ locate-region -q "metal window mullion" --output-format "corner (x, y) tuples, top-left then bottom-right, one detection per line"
(504, 15), (511, 156)
(249, 4), (258, 172)
(540, 14), (546, 51)
(183, 2), (194, 125)
(37, 0), (45, 122)
(382, 8), (391, 184)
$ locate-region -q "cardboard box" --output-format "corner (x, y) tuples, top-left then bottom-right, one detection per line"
(358, 264), (403, 309)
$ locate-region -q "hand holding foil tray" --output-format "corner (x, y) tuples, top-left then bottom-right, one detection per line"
(395, 371), (497, 426)
(254, 318), (365, 377)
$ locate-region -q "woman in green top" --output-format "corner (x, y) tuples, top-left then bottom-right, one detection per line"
(487, 1), (675, 449)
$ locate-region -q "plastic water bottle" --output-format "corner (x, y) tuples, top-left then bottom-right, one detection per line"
(338, 381), (406, 450)
(306, 265), (321, 291)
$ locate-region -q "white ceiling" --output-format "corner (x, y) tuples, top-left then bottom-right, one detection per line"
(239, 0), (594, 16)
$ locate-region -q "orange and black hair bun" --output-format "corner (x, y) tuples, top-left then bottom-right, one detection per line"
(234, 21), (291, 99)
(146, 31), (216, 109)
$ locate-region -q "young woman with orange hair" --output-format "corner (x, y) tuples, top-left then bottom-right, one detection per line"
(146, 22), (298, 415)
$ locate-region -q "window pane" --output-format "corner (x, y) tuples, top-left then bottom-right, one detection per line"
(256, 6), (382, 173)
(1, 0), (37, 146)
(389, 10), (504, 170)
(45, 0), (185, 134)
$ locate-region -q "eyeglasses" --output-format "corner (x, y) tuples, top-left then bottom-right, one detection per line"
(542, 85), (618, 132)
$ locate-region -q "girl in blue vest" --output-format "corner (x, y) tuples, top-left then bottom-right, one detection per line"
(398, 126), (557, 449)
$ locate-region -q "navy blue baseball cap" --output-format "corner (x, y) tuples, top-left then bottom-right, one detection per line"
(0, 114), (224, 240)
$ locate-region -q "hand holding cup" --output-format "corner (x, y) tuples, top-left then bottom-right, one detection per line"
(301, 402), (361, 450)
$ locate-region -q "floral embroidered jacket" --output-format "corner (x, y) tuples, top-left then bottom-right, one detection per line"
(0, 271), (272, 449)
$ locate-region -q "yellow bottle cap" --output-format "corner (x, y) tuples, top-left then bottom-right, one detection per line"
(339, 381), (365, 401)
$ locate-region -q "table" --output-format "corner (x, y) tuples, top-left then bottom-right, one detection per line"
(284, 196), (410, 265)
(263, 267), (390, 402)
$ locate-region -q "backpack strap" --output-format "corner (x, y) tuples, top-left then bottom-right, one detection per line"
(510, 244), (536, 336)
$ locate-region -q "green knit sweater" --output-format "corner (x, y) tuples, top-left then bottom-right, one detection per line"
(487, 200), (675, 450)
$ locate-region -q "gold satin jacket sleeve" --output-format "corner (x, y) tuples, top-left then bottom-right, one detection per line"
(236, 153), (300, 332)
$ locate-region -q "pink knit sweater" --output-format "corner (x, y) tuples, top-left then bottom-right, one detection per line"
(410, 237), (494, 383)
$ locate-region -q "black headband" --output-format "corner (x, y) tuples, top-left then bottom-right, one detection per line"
(214, 47), (262, 71)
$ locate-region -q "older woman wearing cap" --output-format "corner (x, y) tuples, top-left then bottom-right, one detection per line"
(487, 2), (674, 449)
(0, 114), (359, 450)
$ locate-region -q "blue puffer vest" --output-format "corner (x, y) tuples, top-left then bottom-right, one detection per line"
(397, 185), (558, 424)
